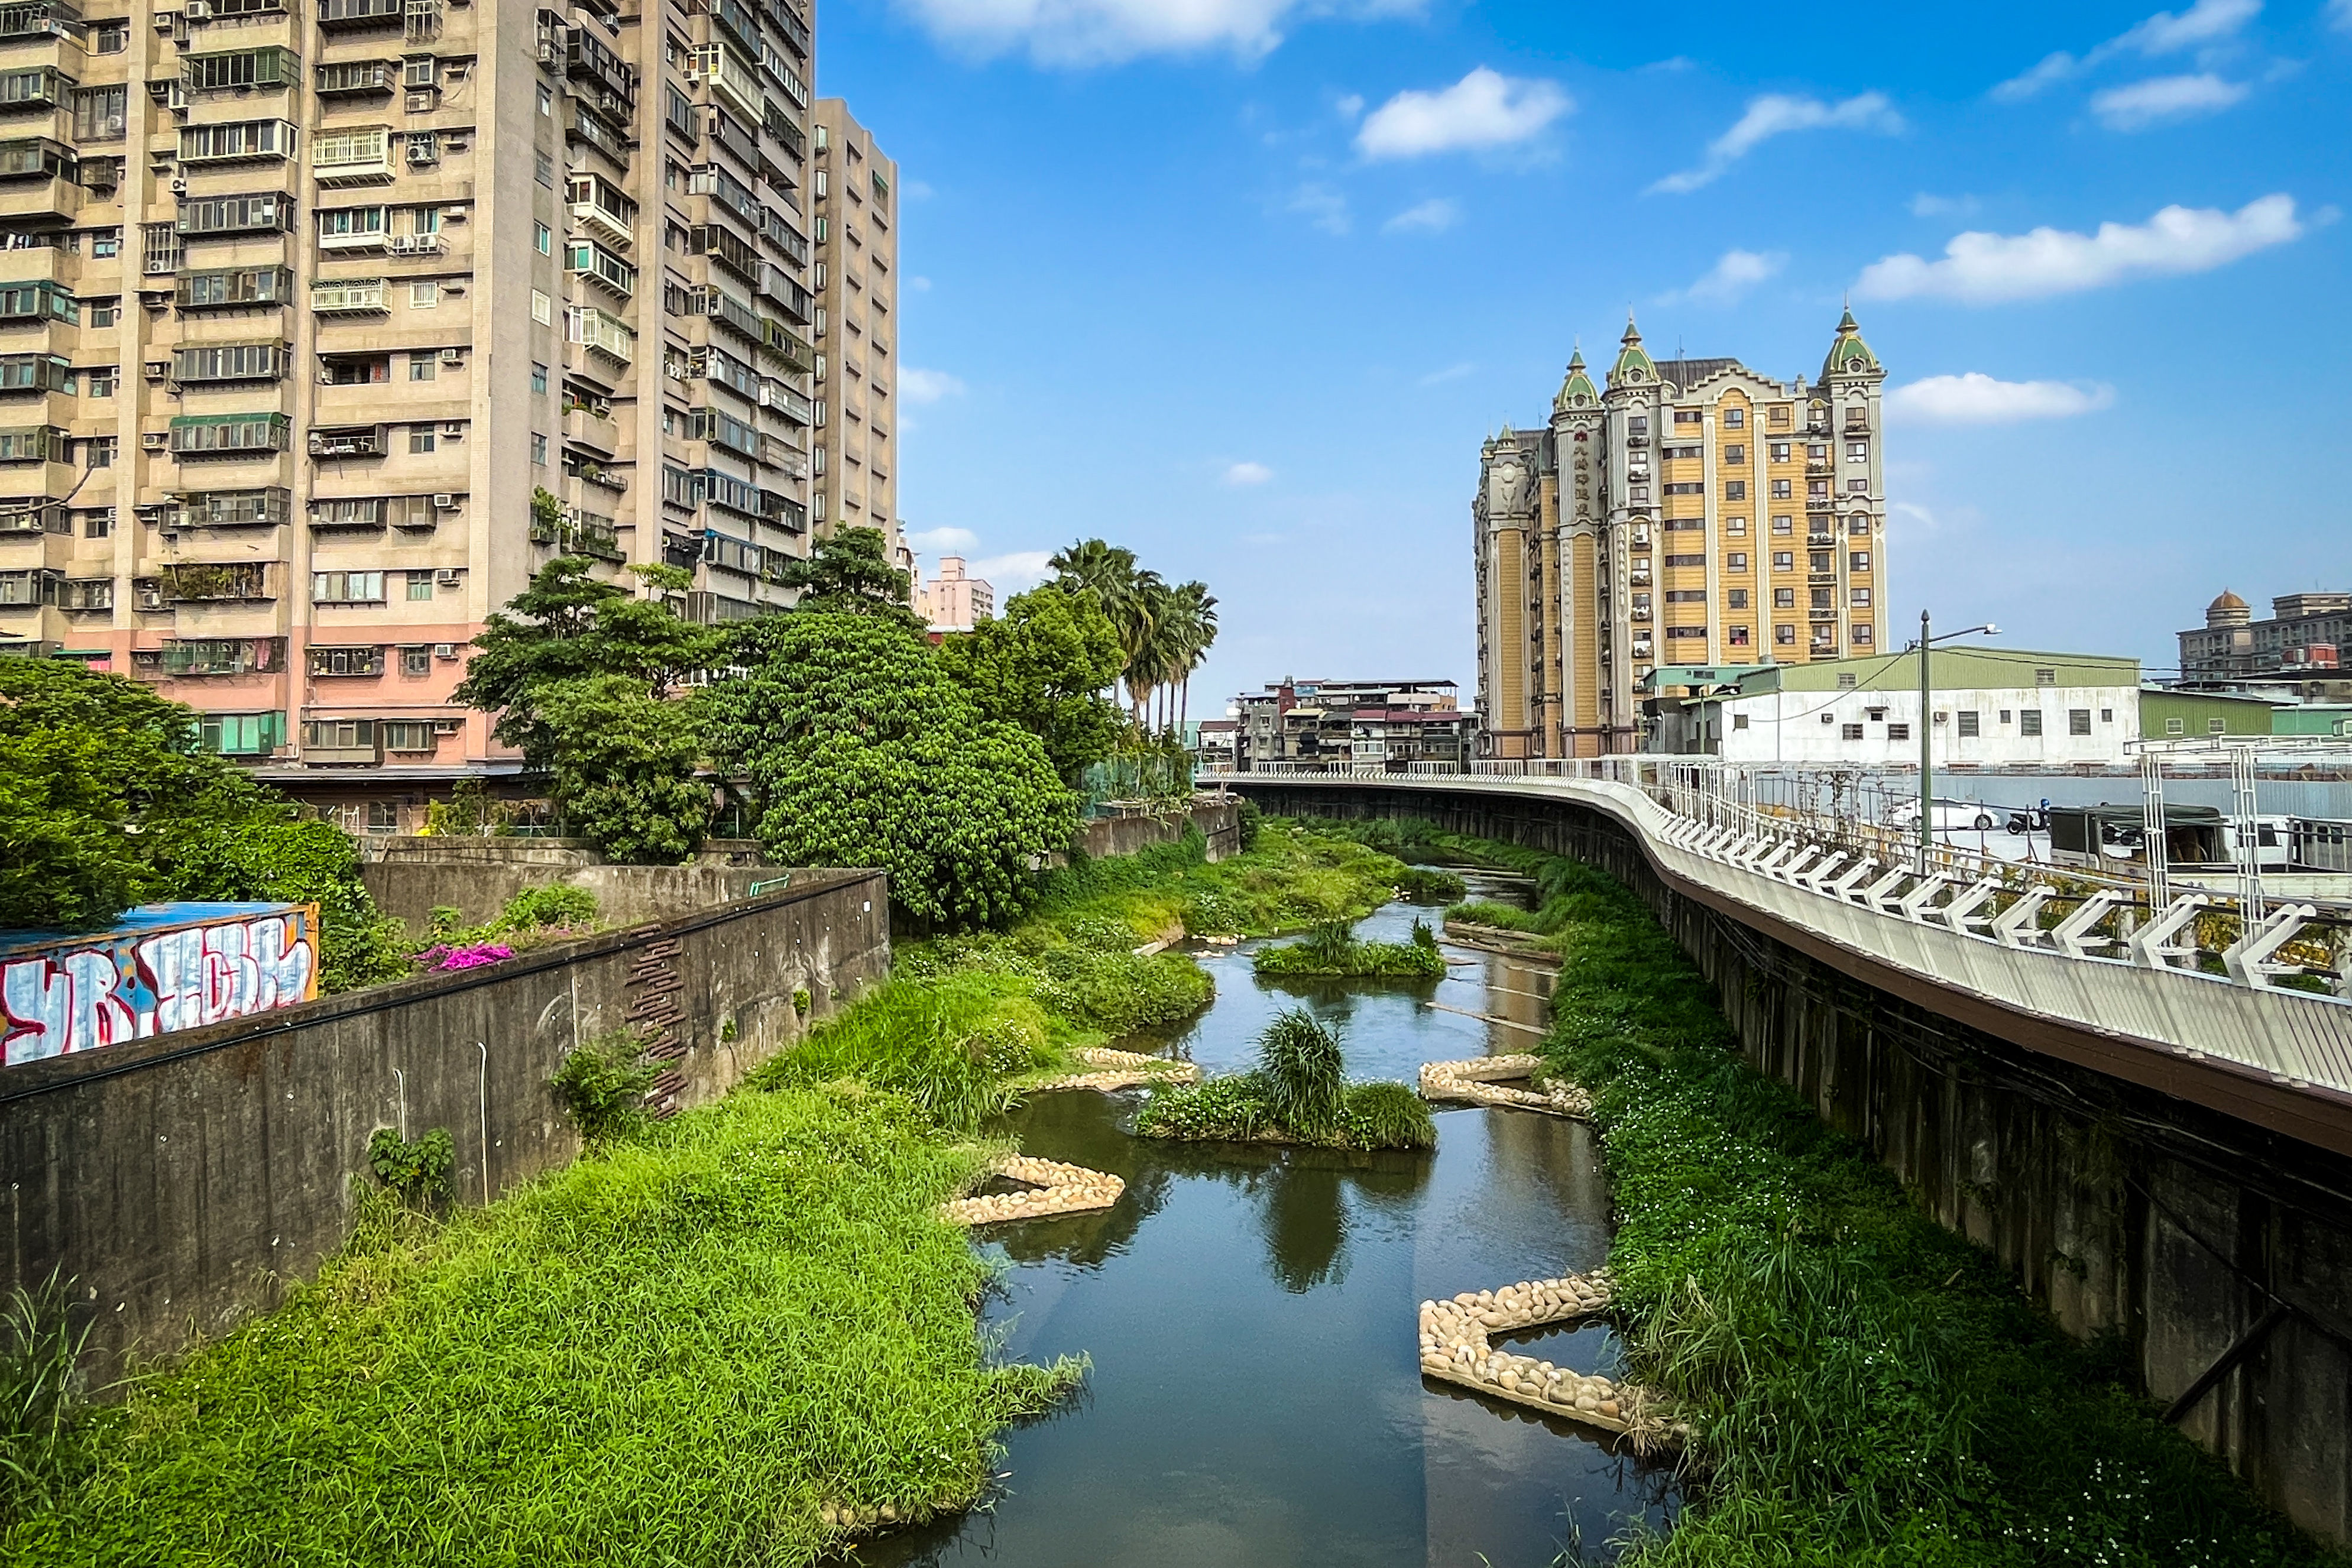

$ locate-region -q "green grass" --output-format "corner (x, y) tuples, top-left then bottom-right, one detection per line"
(1252, 918), (1448, 980)
(1135, 1007), (1435, 1152)
(1401, 825), (2349, 1568)
(4, 1086), (1081, 1567)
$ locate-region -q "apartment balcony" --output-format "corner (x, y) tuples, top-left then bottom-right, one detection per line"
(178, 119), (298, 166)
(689, 41), (762, 124)
(565, 102), (629, 166)
(568, 191), (633, 249)
(565, 304), (633, 367)
(310, 277), (385, 313)
(307, 423), (385, 458)
(315, 59), (394, 95)
(562, 405), (615, 456)
(757, 379), (809, 423)
(1806, 460), (1831, 475)
(0, 65), (70, 112)
(4, 173), (77, 225)
(158, 559), (278, 602)
(312, 136), (394, 185)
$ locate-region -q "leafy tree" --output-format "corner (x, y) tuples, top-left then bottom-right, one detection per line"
(0, 660), (270, 929)
(0, 662), (406, 986)
(534, 675), (713, 865)
(453, 559), (723, 772)
(455, 558), (724, 862)
(776, 526), (918, 621)
(704, 614), (1077, 929)
(1045, 541), (1217, 733)
(934, 587), (1127, 781)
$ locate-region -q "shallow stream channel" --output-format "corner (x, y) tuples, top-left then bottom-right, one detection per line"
(858, 874), (1679, 1568)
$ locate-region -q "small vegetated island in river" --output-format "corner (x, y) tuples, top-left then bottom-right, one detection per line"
(1134, 1007), (1437, 1151)
(1250, 916), (1449, 980)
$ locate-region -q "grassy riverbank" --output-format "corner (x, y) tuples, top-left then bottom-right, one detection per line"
(1426, 832), (2344, 1568)
(5, 821), (1417, 1563)
(5, 1087), (1079, 1565)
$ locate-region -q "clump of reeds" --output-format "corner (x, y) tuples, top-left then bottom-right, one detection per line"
(0, 1272), (99, 1524)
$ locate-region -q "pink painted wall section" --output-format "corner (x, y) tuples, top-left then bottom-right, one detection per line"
(0, 903), (320, 1067)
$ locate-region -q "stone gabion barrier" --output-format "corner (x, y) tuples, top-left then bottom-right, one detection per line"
(940, 1154), (1125, 1226)
(1418, 1054), (1593, 1119)
(1028, 1046), (1203, 1094)
(1418, 1272), (1680, 1453)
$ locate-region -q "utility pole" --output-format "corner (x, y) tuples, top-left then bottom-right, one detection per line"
(1919, 609), (1933, 875)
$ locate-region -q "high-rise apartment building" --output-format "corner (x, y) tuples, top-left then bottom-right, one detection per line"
(807, 94), (896, 571)
(913, 553), (986, 631)
(0, 0), (824, 790)
(1473, 312), (1888, 758)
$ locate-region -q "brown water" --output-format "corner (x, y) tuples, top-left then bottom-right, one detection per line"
(857, 877), (1677, 1567)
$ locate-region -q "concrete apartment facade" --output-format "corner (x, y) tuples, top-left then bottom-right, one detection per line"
(1233, 677), (1460, 769)
(0, 0), (827, 805)
(1644, 648), (2140, 766)
(808, 93), (896, 566)
(913, 551), (986, 630)
(1473, 312), (1888, 760)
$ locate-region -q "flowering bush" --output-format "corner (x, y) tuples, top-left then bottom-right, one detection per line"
(416, 942), (514, 973)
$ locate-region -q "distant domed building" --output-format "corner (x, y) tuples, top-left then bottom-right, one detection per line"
(2179, 588), (2351, 692)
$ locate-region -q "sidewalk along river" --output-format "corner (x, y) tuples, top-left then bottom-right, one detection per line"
(856, 874), (1679, 1568)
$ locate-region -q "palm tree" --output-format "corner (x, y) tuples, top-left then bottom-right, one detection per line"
(1168, 581), (1218, 734)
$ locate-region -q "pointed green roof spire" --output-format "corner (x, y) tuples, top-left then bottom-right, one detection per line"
(1608, 314), (1653, 386)
(1823, 306), (1880, 379)
(1554, 344), (1598, 412)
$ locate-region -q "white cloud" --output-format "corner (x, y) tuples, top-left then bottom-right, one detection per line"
(1418, 361), (1474, 385)
(908, 276), (933, 292)
(1886, 373), (2117, 425)
(1288, 181), (1350, 235)
(1855, 193), (2302, 303)
(1382, 197), (1459, 234)
(1991, 0), (2261, 99)
(1909, 192), (1978, 218)
(1354, 67), (1570, 160)
(1335, 92), (1364, 118)
(908, 525), (981, 552)
(1224, 461), (1274, 485)
(900, 367), (967, 403)
(972, 550), (1054, 592)
(2089, 72), (2249, 128)
(1662, 248), (1785, 305)
(1649, 92), (1901, 194)
(903, 179), (936, 200)
(2332, 0), (2352, 32)
(895, 0), (1421, 67)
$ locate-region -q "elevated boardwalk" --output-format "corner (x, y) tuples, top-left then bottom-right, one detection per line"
(1220, 764), (2352, 1157)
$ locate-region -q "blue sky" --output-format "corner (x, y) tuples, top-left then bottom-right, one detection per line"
(817, 0), (2351, 712)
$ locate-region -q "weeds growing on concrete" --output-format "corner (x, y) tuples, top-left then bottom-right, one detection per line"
(547, 1025), (663, 1140)
(1418, 827), (2349, 1568)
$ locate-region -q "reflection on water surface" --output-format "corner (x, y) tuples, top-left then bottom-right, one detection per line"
(857, 876), (1677, 1568)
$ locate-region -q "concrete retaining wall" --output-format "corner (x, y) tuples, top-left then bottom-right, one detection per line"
(1236, 781), (2352, 1546)
(1072, 798), (1242, 863)
(0, 869), (888, 1372)
(356, 837), (775, 932)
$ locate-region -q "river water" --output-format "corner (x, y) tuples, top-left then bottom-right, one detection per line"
(857, 877), (1679, 1568)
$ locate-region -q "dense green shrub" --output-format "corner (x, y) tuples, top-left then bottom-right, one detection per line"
(1336, 1080), (1436, 1151)
(1135, 1008), (1434, 1152)
(549, 1028), (662, 1141)
(1257, 1007), (1344, 1134)
(1252, 922), (1446, 980)
(705, 613), (1077, 930)
(494, 883), (599, 933)
(1234, 797), (1263, 853)
(365, 1128), (455, 1206)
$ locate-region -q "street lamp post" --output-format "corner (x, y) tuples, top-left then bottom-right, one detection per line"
(1916, 612), (2000, 874)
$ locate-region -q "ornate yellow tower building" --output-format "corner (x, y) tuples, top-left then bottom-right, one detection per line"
(1473, 312), (1888, 757)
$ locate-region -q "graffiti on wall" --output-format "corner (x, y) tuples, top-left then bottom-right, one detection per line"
(2, 908), (318, 1067)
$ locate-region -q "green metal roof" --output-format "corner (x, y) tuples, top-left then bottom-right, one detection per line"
(1735, 647), (2140, 696)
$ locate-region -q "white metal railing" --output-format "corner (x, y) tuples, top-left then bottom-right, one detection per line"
(1201, 759), (2352, 1015)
